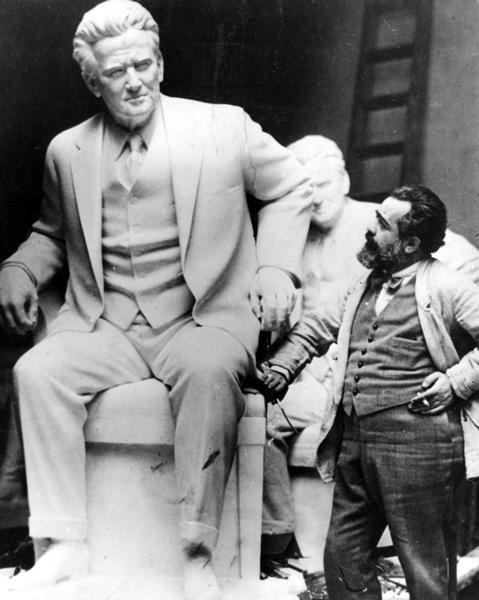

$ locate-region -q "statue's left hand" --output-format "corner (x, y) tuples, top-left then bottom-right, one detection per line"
(249, 267), (297, 332)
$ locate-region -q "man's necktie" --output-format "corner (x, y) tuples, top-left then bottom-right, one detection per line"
(124, 132), (145, 188)
(369, 273), (403, 293)
(385, 275), (403, 293)
(372, 274), (403, 315)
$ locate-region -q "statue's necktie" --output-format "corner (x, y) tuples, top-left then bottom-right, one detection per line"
(124, 132), (145, 188)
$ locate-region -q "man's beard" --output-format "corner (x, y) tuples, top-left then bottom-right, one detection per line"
(357, 232), (408, 275)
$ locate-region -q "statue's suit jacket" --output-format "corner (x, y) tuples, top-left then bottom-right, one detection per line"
(9, 94), (312, 356)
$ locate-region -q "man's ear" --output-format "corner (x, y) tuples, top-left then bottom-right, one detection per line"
(82, 73), (102, 98)
(403, 236), (421, 255)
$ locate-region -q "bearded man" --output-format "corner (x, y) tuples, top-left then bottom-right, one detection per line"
(260, 184), (479, 600)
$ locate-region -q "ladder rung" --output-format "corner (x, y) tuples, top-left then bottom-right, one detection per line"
(366, 44), (414, 63)
(372, 0), (417, 16)
(363, 93), (409, 110)
(354, 142), (404, 159)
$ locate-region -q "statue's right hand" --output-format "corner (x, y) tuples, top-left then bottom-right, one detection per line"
(0, 267), (38, 335)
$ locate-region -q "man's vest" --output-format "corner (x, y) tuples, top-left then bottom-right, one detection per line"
(342, 279), (436, 416)
(101, 118), (195, 330)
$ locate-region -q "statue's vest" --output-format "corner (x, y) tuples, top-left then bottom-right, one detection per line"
(101, 118), (194, 330)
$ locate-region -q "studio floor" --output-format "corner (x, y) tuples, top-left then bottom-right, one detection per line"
(0, 569), (305, 600)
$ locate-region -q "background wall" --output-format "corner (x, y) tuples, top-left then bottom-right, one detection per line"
(308, 0), (365, 153)
(422, 0), (479, 244)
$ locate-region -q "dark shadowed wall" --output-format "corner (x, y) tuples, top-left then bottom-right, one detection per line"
(423, 1), (479, 245)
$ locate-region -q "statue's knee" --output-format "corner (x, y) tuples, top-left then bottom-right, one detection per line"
(180, 352), (238, 384)
(173, 328), (246, 381)
(13, 351), (42, 385)
(13, 346), (56, 386)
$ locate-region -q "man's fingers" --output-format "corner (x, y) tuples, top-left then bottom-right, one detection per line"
(418, 397), (439, 410)
(414, 390), (453, 414)
(271, 378), (287, 392)
(422, 404), (447, 415)
(428, 407), (446, 414)
(419, 395), (454, 414)
(420, 385), (439, 399)
(260, 366), (288, 395)
(421, 371), (441, 389)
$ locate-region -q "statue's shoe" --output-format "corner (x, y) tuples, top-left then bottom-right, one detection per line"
(182, 556), (222, 600)
(8, 540), (88, 590)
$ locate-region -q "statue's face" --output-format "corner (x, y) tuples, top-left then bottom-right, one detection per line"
(307, 163), (348, 230)
(85, 28), (163, 130)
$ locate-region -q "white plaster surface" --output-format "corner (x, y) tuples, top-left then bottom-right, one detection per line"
(0, 569), (303, 600)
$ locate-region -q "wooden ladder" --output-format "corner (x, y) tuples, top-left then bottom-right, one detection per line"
(346, 0), (433, 203)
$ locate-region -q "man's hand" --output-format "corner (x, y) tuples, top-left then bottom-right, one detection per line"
(0, 267), (38, 335)
(257, 362), (289, 402)
(249, 267), (297, 332)
(408, 371), (455, 415)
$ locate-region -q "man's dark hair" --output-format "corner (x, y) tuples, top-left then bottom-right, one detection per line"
(391, 185), (447, 254)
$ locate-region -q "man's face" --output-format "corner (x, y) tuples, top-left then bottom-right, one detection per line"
(306, 161), (348, 230)
(357, 196), (412, 273)
(85, 29), (163, 130)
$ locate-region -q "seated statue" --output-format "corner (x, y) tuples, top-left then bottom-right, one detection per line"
(0, 3), (313, 599)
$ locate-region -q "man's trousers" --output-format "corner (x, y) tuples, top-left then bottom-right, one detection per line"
(13, 316), (252, 551)
(324, 404), (464, 600)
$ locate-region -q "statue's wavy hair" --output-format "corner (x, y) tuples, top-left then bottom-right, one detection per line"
(73, 0), (160, 78)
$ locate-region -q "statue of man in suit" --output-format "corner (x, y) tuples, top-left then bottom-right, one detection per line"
(0, 2), (312, 598)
